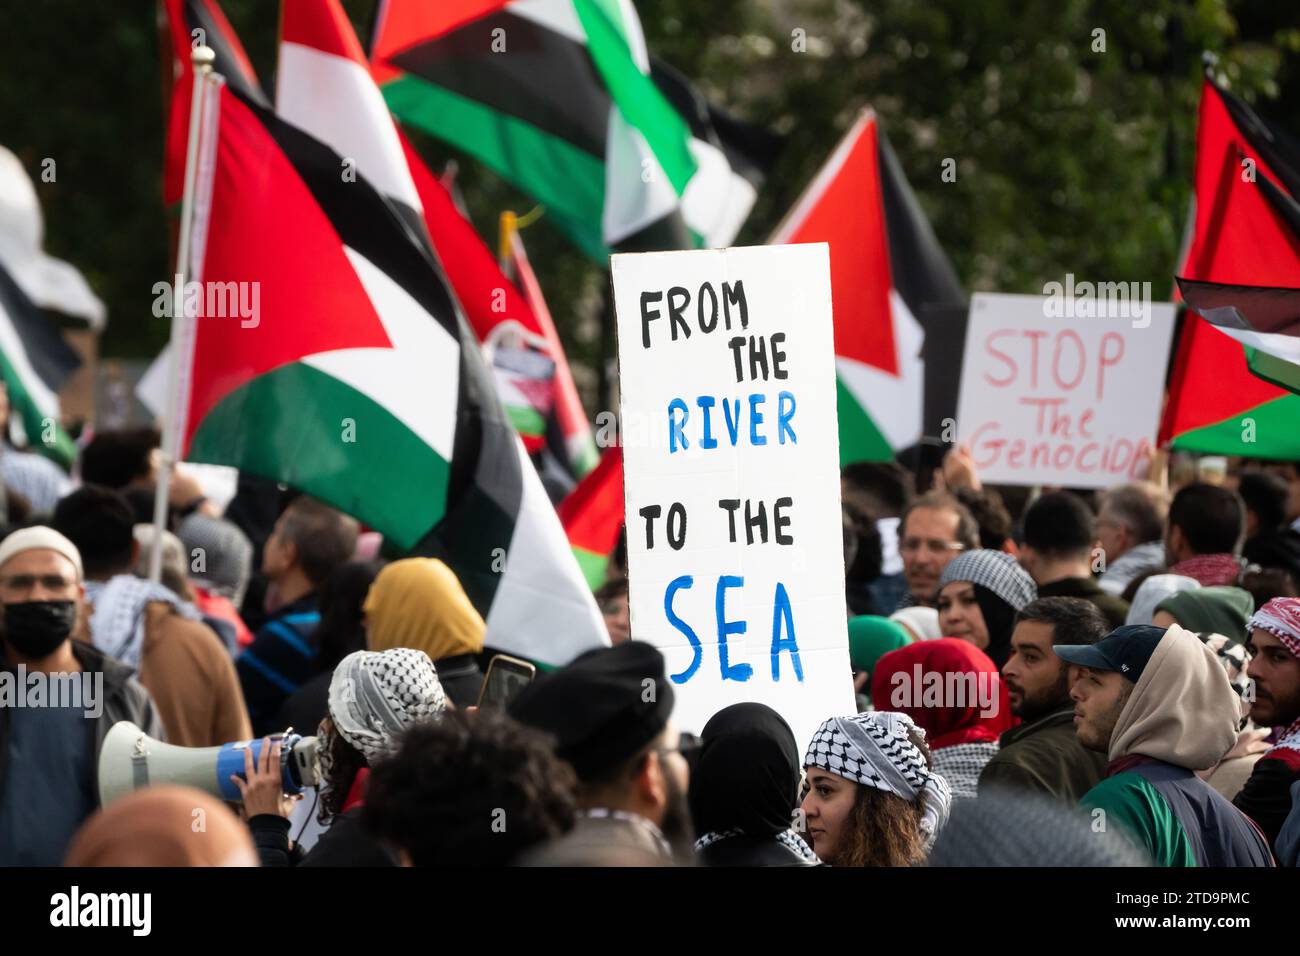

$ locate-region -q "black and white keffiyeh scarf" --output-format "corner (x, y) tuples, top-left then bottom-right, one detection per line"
(804, 711), (953, 847)
(693, 827), (821, 863)
(325, 648), (447, 764)
(84, 574), (201, 668)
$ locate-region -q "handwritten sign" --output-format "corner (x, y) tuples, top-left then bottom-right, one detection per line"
(956, 292), (1176, 488)
(612, 243), (855, 750)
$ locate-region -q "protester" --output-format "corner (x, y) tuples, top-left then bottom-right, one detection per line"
(871, 638), (1008, 797)
(64, 785), (258, 867)
(689, 703), (819, 866)
(890, 605), (942, 642)
(596, 575), (630, 645)
(1233, 598), (1300, 849)
(236, 496), (359, 734)
(0, 527), (163, 865)
(1165, 483), (1247, 586)
(274, 560), (384, 734)
(1096, 482), (1169, 596)
(895, 491), (979, 611)
(1125, 573), (1200, 626)
(245, 647), (448, 866)
(1020, 491), (1129, 628)
(801, 711), (951, 866)
(1151, 586), (1254, 645)
(363, 709), (576, 866)
(1276, 780), (1300, 866)
(510, 642), (689, 865)
(52, 487), (251, 747)
(363, 557), (485, 707)
(936, 548), (1037, 669)
(978, 598), (1108, 801)
(1060, 624), (1272, 865)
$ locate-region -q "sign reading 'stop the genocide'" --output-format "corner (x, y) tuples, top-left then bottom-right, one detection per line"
(956, 292), (1176, 488)
(611, 243), (854, 748)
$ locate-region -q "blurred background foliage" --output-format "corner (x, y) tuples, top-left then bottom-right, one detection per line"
(2, 0), (1298, 409)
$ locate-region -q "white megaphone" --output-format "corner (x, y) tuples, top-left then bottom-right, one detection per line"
(98, 721), (321, 808)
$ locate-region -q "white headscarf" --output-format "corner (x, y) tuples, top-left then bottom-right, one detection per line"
(890, 606), (942, 641)
(1125, 574), (1200, 626)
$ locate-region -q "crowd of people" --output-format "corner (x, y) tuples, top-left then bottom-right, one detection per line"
(1, 426), (1299, 867)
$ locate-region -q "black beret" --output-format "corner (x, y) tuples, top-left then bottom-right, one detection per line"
(509, 641), (674, 780)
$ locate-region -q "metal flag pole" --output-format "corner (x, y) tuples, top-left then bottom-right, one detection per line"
(149, 44), (215, 583)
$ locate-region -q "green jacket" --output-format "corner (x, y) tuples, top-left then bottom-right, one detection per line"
(978, 707), (1106, 803)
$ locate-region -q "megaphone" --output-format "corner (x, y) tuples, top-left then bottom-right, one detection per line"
(98, 722), (321, 808)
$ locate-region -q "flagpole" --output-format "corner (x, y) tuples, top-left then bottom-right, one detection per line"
(149, 45), (215, 583)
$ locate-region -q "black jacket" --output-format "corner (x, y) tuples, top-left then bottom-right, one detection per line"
(249, 809), (396, 867)
(0, 640), (164, 809)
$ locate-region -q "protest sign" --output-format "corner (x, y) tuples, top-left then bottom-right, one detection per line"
(611, 243), (855, 750)
(956, 291), (1176, 487)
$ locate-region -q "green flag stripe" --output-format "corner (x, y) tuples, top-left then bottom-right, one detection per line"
(573, 0), (697, 196)
(1169, 391), (1300, 457)
(382, 73), (607, 259)
(188, 362), (451, 549)
(1245, 345), (1300, 397)
(0, 345), (74, 468)
(572, 545), (610, 590)
(836, 374), (894, 465)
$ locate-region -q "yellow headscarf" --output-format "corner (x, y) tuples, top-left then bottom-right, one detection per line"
(364, 558), (485, 661)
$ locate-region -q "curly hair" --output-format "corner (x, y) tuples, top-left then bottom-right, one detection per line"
(832, 727), (932, 867)
(363, 710), (578, 866)
(318, 728), (368, 825)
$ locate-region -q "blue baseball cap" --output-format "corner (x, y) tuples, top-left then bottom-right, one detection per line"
(1053, 625), (1166, 683)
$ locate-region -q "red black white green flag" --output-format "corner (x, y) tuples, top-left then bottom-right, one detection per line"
(1160, 77), (1300, 457)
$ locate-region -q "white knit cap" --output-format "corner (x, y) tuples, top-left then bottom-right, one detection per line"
(0, 526), (84, 581)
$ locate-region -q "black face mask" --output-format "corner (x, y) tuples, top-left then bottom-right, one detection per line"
(2, 600), (76, 659)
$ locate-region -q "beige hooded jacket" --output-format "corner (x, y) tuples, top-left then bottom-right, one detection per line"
(1108, 623), (1238, 770)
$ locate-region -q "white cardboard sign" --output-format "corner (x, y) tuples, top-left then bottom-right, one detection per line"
(612, 243), (855, 751)
(956, 292), (1176, 488)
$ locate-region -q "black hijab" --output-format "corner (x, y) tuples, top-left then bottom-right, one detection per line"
(688, 703), (800, 839)
(973, 583), (1016, 670)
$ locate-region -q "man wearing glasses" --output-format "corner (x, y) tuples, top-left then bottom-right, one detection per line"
(0, 526), (162, 866)
(895, 491), (980, 611)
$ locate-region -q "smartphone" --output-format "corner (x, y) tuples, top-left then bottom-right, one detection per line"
(476, 654), (537, 709)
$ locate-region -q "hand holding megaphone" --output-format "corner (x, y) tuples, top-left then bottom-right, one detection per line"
(98, 721), (321, 808)
(228, 736), (303, 819)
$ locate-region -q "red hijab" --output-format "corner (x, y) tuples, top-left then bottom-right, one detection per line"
(870, 638), (1013, 749)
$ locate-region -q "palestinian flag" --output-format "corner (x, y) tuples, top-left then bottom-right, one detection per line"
(1160, 77), (1300, 457)
(558, 445), (623, 588)
(369, 0), (768, 259)
(770, 110), (965, 465)
(280, 0), (597, 484)
(500, 213), (599, 478)
(175, 67), (606, 665)
(1176, 277), (1300, 396)
(0, 259), (80, 465)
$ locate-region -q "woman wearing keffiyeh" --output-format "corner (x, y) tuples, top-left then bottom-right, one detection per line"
(801, 711), (952, 866)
